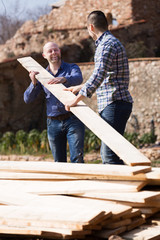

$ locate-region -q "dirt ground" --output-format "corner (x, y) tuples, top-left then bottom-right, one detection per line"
(1, 145), (159, 166)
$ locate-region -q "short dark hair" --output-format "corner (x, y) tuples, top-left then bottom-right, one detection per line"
(87, 11), (108, 31)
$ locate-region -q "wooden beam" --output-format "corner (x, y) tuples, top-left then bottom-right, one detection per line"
(17, 56), (150, 166)
(121, 225), (160, 240)
(0, 161), (151, 176)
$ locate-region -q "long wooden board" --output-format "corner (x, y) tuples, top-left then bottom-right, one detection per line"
(0, 171), (77, 180)
(17, 56), (150, 166)
(0, 225), (91, 239)
(0, 205), (105, 226)
(0, 161), (151, 176)
(82, 191), (160, 203)
(145, 167), (160, 185)
(121, 225), (160, 240)
(0, 180), (147, 198)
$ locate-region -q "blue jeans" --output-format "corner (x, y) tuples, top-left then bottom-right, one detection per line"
(100, 101), (132, 165)
(47, 115), (85, 163)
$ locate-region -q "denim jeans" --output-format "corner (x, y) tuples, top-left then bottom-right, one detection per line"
(47, 115), (85, 163)
(100, 100), (132, 165)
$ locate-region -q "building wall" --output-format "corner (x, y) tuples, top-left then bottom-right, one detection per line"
(0, 58), (159, 141)
(0, 0), (159, 62)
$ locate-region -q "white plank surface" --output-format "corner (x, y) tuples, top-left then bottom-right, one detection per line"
(0, 161), (151, 176)
(17, 56), (150, 166)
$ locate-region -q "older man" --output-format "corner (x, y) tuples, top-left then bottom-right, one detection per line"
(24, 42), (85, 163)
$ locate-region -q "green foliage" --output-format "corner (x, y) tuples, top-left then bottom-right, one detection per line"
(27, 129), (40, 153)
(0, 127), (157, 155)
(84, 128), (101, 152)
(139, 132), (157, 146)
(0, 131), (15, 151)
(15, 130), (28, 154)
(124, 131), (157, 148)
(40, 129), (50, 153)
(124, 132), (140, 148)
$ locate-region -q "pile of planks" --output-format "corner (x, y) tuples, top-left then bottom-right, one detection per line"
(0, 160), (160, 240)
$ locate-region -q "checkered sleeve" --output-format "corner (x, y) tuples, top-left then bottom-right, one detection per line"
(79, 42), (116, 98)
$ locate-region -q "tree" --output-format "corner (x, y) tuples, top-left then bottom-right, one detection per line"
(0, 0), (51, 44)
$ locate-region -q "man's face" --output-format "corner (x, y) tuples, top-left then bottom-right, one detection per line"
(43, 43), (61, 64)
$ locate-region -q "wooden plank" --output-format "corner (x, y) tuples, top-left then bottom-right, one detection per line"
(121, 225), (160, 240)
(99, 199), (160, 208)
(103, 218), (132, 229)
(121, 209), (141, 220)
(0, 190), (132, 222)
(0, 189), (37, 206)
(145, 167), (160, 185)
(0, 225), (91, 239)
(0, 171), (77, 180)
(0, 161), (151, 176)
(93, 226), (127, 239)
(81, 191), (160, 203)
(126, 217), (145, 231)
(139, 207), (160, 215)
(101, 209), (141, 227)
(0, 219), (86, 232)
(0, 179), (147, 196)
(0, 205), (105, 227)
(17, 56), (151, 166)
(30, 195), (131, 218)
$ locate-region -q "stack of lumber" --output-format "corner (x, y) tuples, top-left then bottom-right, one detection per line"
(0, 161), (160, 240)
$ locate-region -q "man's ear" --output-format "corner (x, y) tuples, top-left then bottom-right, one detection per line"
(42, 53), (46, 59)
(90, 24), (94, 32)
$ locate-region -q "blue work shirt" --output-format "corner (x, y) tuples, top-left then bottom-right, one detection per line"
(24, 61), (83, 117)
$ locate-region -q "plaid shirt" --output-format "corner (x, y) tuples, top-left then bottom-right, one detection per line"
(79, 31), (133, 113)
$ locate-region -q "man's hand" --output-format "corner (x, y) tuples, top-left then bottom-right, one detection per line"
(29, 71), (39, 86)
(65, 100), (78, 111)
(65, 93), (85, 111)
(48, 77), (66, 84)
(64, 84), (83, 94)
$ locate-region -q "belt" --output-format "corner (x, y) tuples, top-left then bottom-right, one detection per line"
(47, 112), (73, 121)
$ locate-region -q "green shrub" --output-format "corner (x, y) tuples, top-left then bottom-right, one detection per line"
(84, 128), (101, 152)
(139, 132), (157, 146)
(0, 131), (15, 152)
(27, 129), (40, 153)
(15, 130), (28, 154)
(40, 129), (50, 153)
(124, 132), (140, 148)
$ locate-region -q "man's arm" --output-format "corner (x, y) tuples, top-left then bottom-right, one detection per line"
(24, 71), (42, 103)
(79, 43), (116, 98)
(46, 64), (83, 87)
(65, 93), (85, 111)
(64, 64), (83, 87)
(64, 44), (116, 110)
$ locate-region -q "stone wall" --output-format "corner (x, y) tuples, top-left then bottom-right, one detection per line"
(0, 56), (47, 133)
(0, 57), (159, 141)
(0, 0), (133, 62)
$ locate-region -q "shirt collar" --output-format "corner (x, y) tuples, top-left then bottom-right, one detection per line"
(46, 60), (64, 75)
(95, 30), (110, 46)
